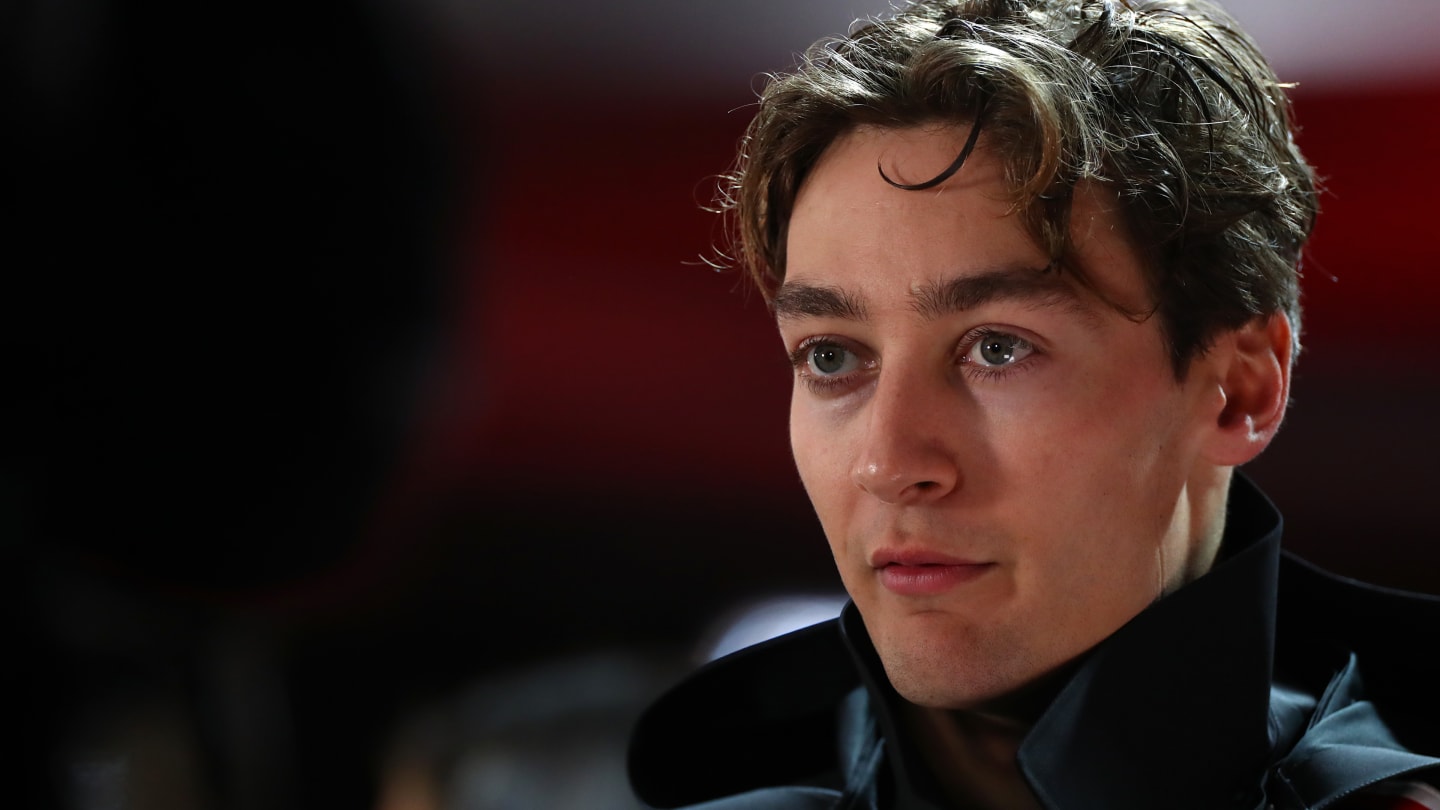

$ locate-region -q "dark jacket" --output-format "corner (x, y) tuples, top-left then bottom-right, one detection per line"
(629, 477), (1440, 809)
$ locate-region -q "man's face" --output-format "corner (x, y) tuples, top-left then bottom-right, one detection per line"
(779, 125), (1229, 711)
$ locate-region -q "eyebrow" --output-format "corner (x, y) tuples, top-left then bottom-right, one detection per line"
(772, 282), (869, 321)
(774, 265), (1095, 324)
(911, 265), (1087, 320)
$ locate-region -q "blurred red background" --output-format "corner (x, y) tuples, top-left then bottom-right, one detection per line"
(10, 2), (1438, 808)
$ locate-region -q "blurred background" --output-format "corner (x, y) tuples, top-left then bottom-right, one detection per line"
(6, 0), (1439, 808)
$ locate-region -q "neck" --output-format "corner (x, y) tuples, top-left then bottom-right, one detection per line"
(902, 702), (1043, 810)
(898, 654), (1079, 809)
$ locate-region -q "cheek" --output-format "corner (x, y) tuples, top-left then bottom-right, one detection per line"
(986, 380), (1195, 565)
(790, 398), (844, 506)
(789, 398), (817, 481)
(1009, 369), (1189, 474)
(790, 396), (869, 563)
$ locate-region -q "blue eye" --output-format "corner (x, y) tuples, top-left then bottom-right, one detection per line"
(967, 332), (1033, 367)
(808, 343), (858, 376)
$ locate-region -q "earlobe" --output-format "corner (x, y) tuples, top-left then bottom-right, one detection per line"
(1203, 314), (1293, 467)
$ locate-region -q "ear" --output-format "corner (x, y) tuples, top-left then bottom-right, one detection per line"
(1201, 313), (1293, 467)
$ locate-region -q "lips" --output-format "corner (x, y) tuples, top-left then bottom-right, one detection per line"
(872, 549), (994, 596)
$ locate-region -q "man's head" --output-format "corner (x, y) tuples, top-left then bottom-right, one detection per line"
(728, 0), (1316, 373)
(730, 0), (1315, 712)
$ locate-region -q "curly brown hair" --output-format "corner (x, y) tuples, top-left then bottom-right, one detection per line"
(722, 0), (1317, 373)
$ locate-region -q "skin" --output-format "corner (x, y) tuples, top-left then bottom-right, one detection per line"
(777, 124), (1290, 805)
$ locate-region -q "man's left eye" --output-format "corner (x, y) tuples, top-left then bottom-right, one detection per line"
(966, 332), (1034, 367)
(807, 342), (859, 376)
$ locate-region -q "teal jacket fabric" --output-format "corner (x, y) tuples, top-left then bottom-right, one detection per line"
(629, 477), (1440, 809)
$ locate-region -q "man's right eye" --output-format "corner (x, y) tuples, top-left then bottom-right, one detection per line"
(807, 342), (858, 376)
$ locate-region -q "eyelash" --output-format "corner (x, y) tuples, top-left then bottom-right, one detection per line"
(788, 336), (866, 394)
(957, 327), (1038, 381)
(787, 327), (1038, 393)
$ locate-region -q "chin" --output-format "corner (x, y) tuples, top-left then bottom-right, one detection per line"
(874, 625), (1070, 717)
(887, 662), (1018, 711)
(875, 631), (1024, 708)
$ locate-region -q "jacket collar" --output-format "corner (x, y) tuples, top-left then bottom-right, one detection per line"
(839, 474), (1288, 809)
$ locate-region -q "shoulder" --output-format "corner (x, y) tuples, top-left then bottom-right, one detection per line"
(628, 619), (863, 809)
(1278, 552), (1440, 715)
(1271, 554), (1440, 806)
(1278, 550), (1440, 632)
(1334, 779), (1440, 810)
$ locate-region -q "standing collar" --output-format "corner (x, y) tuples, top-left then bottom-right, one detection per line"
(840, 474), (1286, 809)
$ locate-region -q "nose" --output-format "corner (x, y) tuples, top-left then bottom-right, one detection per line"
(850, 370), (961, 504)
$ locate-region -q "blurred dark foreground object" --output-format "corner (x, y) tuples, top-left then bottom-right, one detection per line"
(5, 0), (449, 586)
(4, 1), (453, 807)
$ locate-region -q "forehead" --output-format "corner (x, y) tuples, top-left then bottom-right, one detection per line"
(789, 124), (1027, 275)
(784, 124), (1150, 316)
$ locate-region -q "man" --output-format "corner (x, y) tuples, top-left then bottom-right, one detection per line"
(629, 1), (1440, 808)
